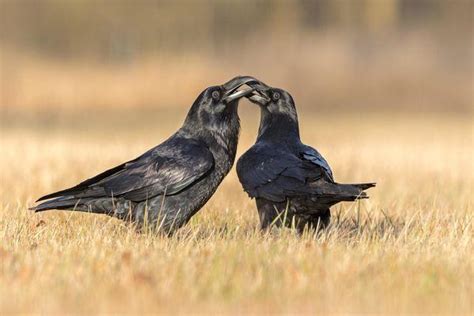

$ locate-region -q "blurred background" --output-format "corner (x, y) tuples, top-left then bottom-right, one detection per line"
(1, 2), (472, 313)
(1, 0), (472, 121)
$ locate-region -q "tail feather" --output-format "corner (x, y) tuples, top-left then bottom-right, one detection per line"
(349, 182), (376, 190)
(334, 182), (375, 200)
(314, 180), (376, 202)
(30, 196), (83, 212)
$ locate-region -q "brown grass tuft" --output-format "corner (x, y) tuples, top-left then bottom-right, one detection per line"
(1, 110), (472, 314)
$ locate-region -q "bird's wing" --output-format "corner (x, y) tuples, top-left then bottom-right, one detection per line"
(237, 144), (323, 202)
(300, 145), (334, 181)
(37, 137), (214, 202)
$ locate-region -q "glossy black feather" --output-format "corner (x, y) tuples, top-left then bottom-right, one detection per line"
(37, 138), (214, 203)
(237, 86), (375, 231)
(31, 77), (254, 234)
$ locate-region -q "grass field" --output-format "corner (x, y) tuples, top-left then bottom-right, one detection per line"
(0, 108), (472, 314)
(1, 2), (472, 313)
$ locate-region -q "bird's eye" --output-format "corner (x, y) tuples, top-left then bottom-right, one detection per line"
(211, 90), (220, 100)
(272, 91), (281, 101)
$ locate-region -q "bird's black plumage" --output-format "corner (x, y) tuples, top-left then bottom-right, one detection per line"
(32, 76), (258, 234)
(237, 82), (375, 232)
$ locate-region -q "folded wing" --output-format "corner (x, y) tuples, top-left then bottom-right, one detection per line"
(237, 144), (328, 202)
(36, 137), (214, 203)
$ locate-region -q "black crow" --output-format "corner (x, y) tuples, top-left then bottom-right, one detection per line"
(237, 82), (375, 232)
(31, 76), (258, 234)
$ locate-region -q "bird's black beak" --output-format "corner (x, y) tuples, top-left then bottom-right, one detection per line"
(222, 76), (260, 104)
(246, 81), (271, 106)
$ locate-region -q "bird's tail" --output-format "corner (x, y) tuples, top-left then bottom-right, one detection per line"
(314, 181), (376, 203)
(29, 196), (86, 212)
(348, 182), (377, 192)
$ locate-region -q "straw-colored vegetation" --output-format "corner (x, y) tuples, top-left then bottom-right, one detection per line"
(1, 109), (472, 314)
(1, 2), (472, 313)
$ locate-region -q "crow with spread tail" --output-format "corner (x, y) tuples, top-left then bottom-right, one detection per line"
(237, 81), (375, 232)
(32, 76), (257, 234)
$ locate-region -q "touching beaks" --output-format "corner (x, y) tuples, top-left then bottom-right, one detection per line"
(222, 76), (260, 104)
(221, 76), (273, 105)
(247, 90), (271, 106)
(223, 88), (255, 103)
(222, 76), (260, 92)
(244, 80), (271, 106)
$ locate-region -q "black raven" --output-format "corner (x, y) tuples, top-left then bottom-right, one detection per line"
(237, 81), (375, 232)
(32, 76), (258, 234)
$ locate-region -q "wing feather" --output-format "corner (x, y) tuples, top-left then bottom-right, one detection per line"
(237, 143), (333, 202)
(37, 137), (214, 203)
(301, 145), (334, 181)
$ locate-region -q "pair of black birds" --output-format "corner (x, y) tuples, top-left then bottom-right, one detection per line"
(32, 76), (375, 234)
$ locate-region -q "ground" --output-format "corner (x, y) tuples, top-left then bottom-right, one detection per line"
(0, 110), (472, 314)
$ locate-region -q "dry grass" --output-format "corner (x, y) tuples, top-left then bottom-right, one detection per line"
(1, 4), (472, 313)
(0, 108), (472, 314)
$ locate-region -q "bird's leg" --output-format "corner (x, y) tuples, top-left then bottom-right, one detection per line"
(317, 209), (331, 228)
(256, 199), (285, 230)
(297, 209), (331, 234)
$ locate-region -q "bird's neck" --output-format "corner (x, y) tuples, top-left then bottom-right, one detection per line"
(180, 115), (241, 161)
(208, 116), (241, 160)
(257, 111), (300, 143)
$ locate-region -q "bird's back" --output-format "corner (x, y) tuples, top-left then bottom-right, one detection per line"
(237, 142), (280, 190)
(238, 139), (373, 201)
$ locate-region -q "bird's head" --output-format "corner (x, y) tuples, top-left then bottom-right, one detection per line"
(185, 76), (258, 132)
(245, 80), (300, 141)
(247, 82), (298, 122)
